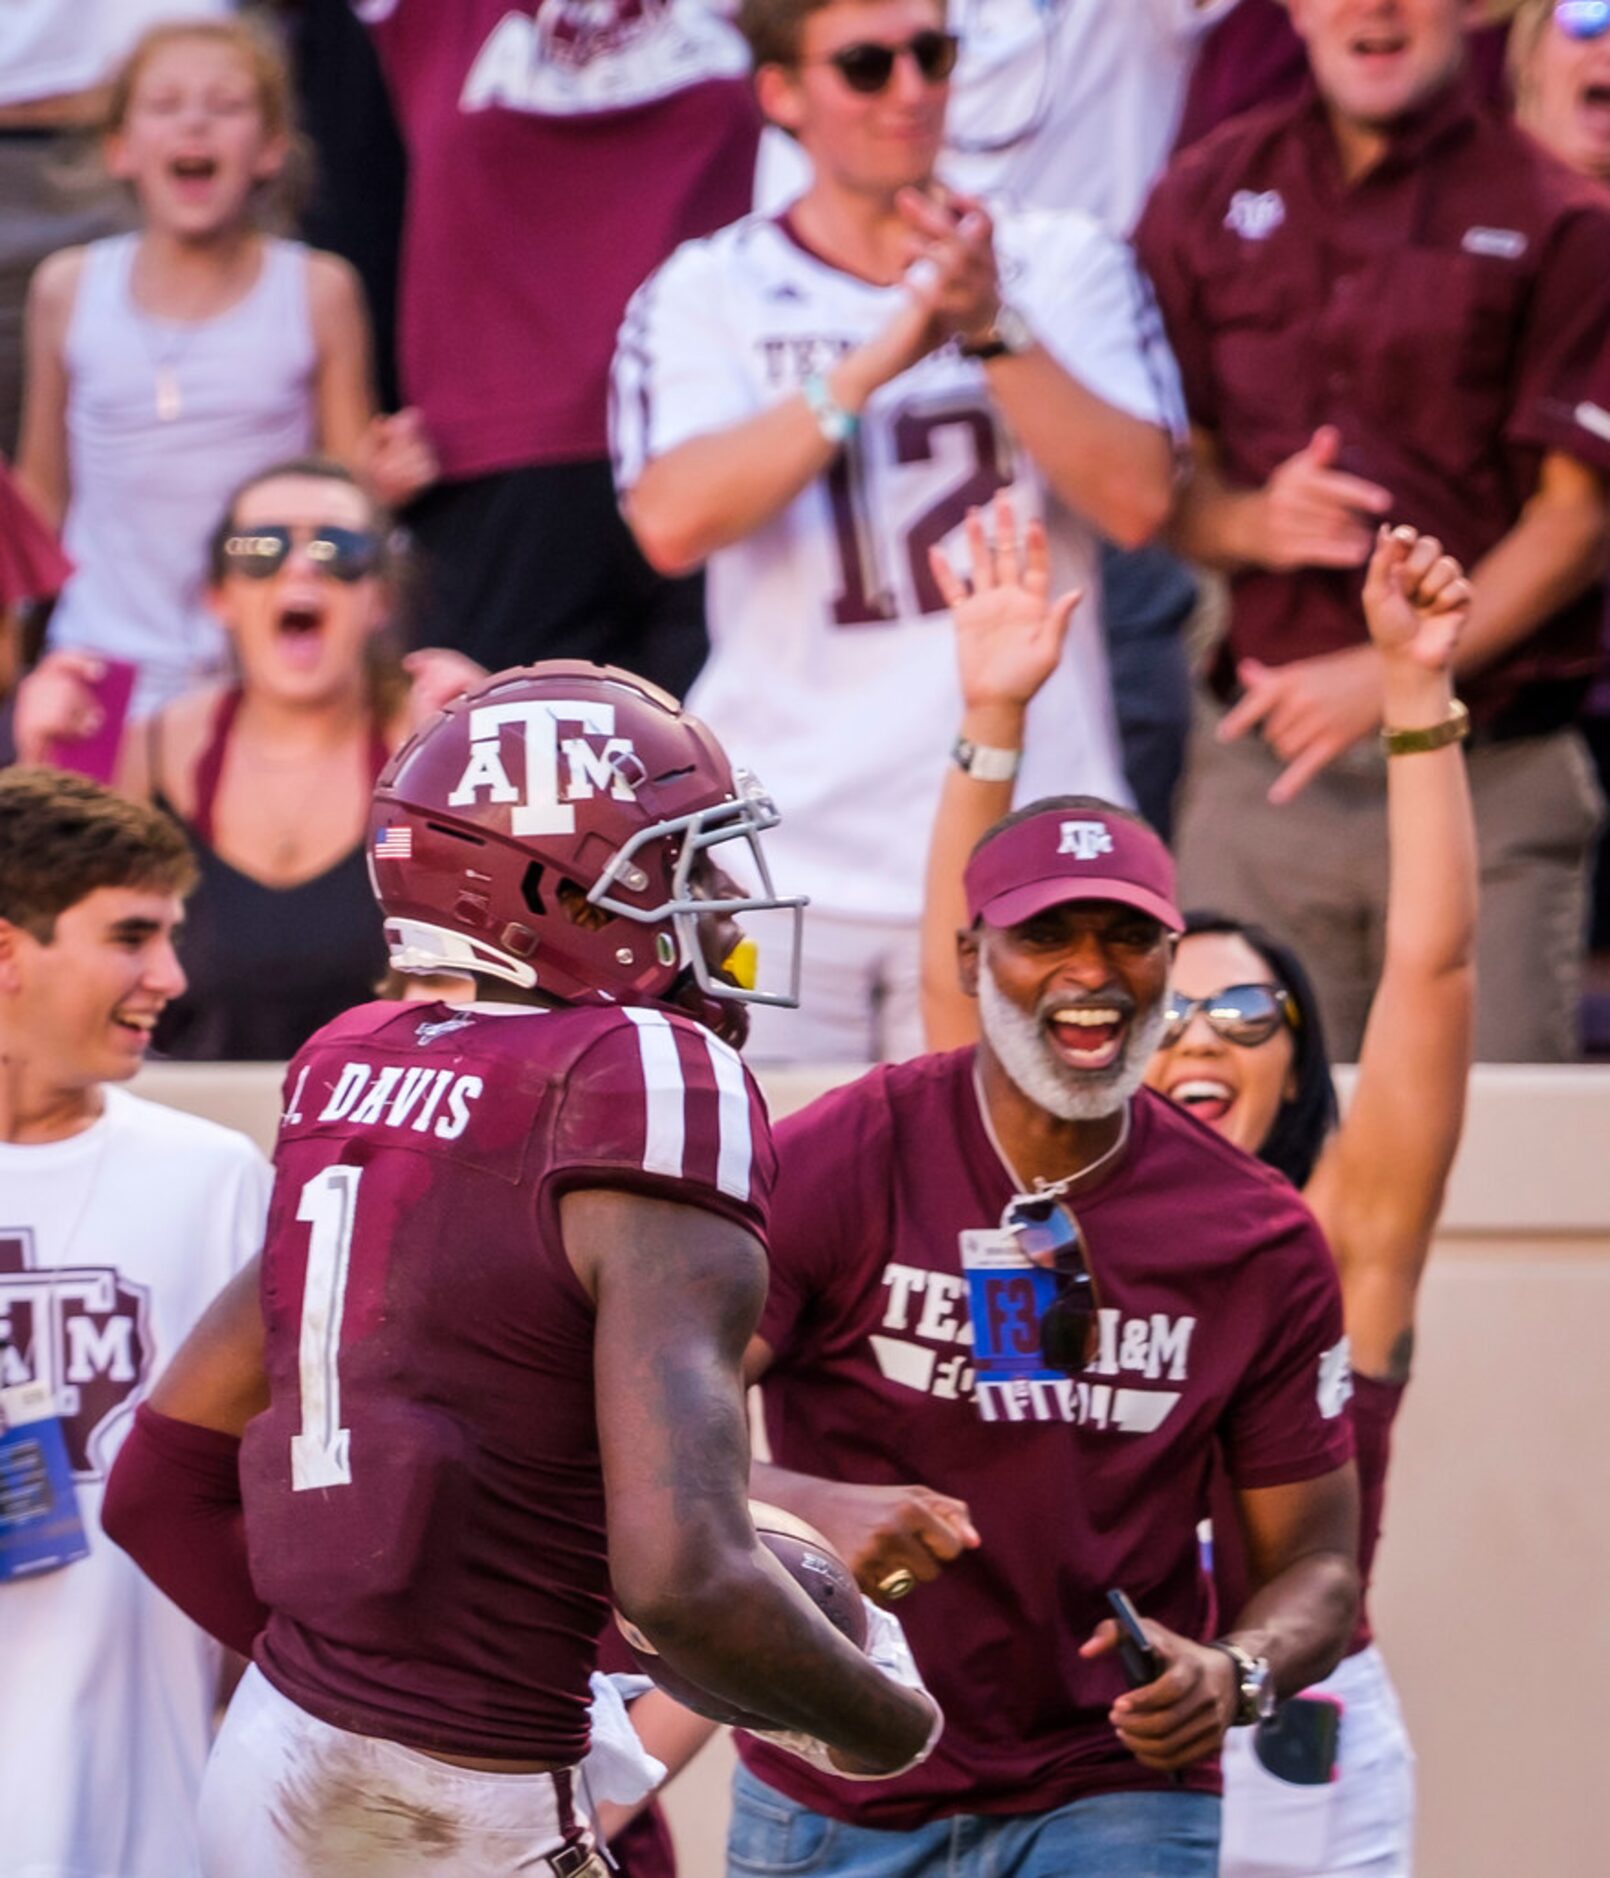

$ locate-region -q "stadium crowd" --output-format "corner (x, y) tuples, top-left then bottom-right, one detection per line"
(1, 1), (1608, 1875)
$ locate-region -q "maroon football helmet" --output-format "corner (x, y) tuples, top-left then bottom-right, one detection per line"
(368, 663), (804, 1021)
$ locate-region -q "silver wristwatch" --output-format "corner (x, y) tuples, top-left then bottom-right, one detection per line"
(951, 736), (1021, 781)
(958, 303), (1034, 362)
(1210, 1640), (1276, 1726)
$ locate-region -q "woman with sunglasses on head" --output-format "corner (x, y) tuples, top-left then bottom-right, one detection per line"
(921, 497), (1476, 1878)
(96, 455), (479, 1062)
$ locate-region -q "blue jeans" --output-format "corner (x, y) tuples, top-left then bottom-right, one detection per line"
(727, 1763), (1220, 1878)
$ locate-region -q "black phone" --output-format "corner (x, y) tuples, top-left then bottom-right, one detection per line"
(1252, 1695), (1344, 1785)
(1105, 1587), (1164, 1688)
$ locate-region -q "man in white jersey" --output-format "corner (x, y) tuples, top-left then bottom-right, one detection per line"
(611, 0), (1184, 1064)
(0, 767), (270, 1878)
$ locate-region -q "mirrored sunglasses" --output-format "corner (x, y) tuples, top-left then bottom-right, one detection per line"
(1158, 982), (1298, 1051)
(813, 29), (960, 94)
(221, 524), (382, 583)
(1001, 1195), (1097, 1375)
(1556, 1), (1610, 39)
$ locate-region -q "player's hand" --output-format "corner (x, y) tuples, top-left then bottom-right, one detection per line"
(366, 406), (439, 509)
(402, 647), (487, 731)
(789, 1479), (980, 1602)
(1081, 1615), (1238, 1772)
(1361, 525), (1470, 673)
(895, 185), (1002, 348)
(760, 1603), (944, 1780)
(13, 650), (105, 763)
(1253, 426), (1393, 571)
(1217, 643), (1383, 804)
(930, 492), (1080, 714)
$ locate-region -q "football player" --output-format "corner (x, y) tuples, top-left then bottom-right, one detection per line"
(103, 663), (940, 1877)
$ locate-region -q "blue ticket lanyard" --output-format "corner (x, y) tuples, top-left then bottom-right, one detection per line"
(0, 1379), (91, 1581)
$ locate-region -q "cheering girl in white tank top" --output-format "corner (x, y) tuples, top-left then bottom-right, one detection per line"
(14, 18), (385, 719)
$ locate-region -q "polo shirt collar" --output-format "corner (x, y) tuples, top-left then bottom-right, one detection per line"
(1297, 66), (1482, 193)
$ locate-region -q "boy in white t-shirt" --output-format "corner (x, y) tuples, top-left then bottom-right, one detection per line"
(0, 766), (270, 1878)
(611, 0), (1184, 1064)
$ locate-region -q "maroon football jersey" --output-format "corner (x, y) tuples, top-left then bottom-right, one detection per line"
(241, 998), (773, 1762)
(741, 1050), (1352, 1830)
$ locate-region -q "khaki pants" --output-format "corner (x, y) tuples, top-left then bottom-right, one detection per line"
(1174, 703), (1605, 1063)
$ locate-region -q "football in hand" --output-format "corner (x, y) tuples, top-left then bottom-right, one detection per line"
(613, 1501), (868, 1728)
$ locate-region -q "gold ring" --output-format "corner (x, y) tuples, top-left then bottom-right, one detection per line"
(877, 1568), (917, 1601)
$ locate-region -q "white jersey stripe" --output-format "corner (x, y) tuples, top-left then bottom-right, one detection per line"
(623, 1008), (685, 1180)
(703, 1033), (754, 1202)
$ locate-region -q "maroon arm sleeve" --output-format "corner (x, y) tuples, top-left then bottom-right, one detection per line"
(102, 1402), (269, 1657)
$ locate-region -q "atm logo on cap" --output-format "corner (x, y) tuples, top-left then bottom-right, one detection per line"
(1059, 821), (1114, 862)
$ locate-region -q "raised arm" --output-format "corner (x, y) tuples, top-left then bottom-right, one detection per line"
(1304, 526), (1477, 1381)
(569, 1188), (938, 1775)
(920, 495), (1080, 1048)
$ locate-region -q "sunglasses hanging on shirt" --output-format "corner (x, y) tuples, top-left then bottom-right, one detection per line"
(1001, 1195), (1098, 1375)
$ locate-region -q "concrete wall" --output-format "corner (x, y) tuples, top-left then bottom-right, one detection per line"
(132, 1062), (1610, 1877)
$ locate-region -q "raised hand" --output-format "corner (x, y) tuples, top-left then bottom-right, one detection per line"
(1361, 524), (1470, 672)
(929, 491), (1081, 713)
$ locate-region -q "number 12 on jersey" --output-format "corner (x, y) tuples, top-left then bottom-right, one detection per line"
(290, 1164), (362, 1491)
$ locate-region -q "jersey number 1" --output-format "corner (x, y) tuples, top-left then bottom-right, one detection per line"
(290, 1164), (361, 1491)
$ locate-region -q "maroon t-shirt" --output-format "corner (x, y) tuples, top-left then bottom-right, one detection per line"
(740, 1053), (1352, 1830)
(1137, 77), (1610, 732)
(363, 0), (761, 477)
(1212, 1369), (1405, 1661)
(243, 997), (774, 1762)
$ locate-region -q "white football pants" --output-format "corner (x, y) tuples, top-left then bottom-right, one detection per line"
(197, 1666), (606, 1876)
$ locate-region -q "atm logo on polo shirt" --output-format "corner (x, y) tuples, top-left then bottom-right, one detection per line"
(874, 1260), (1194, 1429)
(0, 1230), (152, 1479)
(1224, 190), (1285, 242)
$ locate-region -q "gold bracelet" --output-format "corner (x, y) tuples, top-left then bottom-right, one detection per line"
(1379, 698), (1469, 757)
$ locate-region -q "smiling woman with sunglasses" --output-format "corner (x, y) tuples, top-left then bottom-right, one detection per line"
(87, 456), (482, 1062)
(921, 501), (1477, 1877)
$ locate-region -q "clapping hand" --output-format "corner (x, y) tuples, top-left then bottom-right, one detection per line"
(929, 492), (1081, 716)
(1361, 524), (1470, 672)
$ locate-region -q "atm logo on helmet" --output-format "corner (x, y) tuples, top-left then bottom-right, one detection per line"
(447, 699), (646, 837)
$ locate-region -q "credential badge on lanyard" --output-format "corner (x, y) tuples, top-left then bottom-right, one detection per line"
(0, 1378), (91, 1581)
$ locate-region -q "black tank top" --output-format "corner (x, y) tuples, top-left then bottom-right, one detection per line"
(153, 691), (391, 1062)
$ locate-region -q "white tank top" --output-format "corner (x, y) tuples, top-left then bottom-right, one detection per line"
(50, 234), (318, 715)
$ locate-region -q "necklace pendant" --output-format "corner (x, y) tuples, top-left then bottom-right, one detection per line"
(155, 366), (182, 422)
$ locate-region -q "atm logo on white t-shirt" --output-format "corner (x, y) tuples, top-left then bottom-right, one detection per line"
(0, 1231), (151, 1478)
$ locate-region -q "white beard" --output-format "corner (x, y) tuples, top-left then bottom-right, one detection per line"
(977, 959), (1167, 1121)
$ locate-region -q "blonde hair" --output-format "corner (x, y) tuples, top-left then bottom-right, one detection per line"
(103, 15), (313, 228)
(1507, 0), (1557, 111)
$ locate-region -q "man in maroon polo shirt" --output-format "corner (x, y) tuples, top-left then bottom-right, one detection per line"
(1136, 0), (1610, 1060)
(736, 798), (1359, 1877)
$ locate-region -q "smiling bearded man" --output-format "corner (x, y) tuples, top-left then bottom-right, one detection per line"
(730, 793), (1363, 1878)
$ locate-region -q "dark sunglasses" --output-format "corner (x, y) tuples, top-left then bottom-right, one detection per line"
(808, 29), (960, 94)
(1002, 1196), (1097, 1375)
(1556, 1), (1610, 39)
(1158, 982), (1298, 1051)
(220, 524), (382, 583)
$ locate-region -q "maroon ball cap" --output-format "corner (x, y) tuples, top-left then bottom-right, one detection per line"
(964, 804), (1183, 932)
